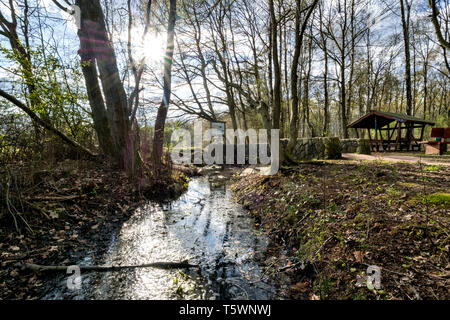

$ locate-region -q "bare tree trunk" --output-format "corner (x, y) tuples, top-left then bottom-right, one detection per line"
(305, 23), (315, 137)
(399, 0), (413, 116)
(340, 54), (348, 138)
(153, 0), (177, 175)
(319, 1), (329, 136)
(346, 0), (355, 133)
(269, 0), (282, 130)
(78, 28), (115, 157)
(286, 0), (319, 156)
(76, 0), (130, 167)
(429, 0), (450, 51)
(339, 0), (349, 138)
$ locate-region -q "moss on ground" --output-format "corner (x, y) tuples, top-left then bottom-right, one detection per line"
(424, 193), (450, 207)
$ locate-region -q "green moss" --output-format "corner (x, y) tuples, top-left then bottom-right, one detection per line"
(325, 137), (342, 160)
(398, 182), (421, 188)
(353, 290), (367, 300)
(386, 186), (401, 198)
(424, 193), (450, 207)
(424, 165), (441, 172)
(357, 139), (371, 155)
(286, 210), (298, 225)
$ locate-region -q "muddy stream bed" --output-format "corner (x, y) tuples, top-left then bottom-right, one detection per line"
(42, 173), (290, 300)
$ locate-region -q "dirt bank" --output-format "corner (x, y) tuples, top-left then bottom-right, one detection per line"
(231, 160), (450, 300)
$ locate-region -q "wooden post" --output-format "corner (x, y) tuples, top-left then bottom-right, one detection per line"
(396, 121), (402, 151)
(374, 117), (378, 141)
(407, 123), (413, 151)
(374, 117), (379, 151)
(420, 124), (425, 141)
(367, 127), (373, 151)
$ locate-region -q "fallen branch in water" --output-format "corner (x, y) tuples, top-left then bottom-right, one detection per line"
(27, 195), (83, 202)
(18, 261), (199, 272)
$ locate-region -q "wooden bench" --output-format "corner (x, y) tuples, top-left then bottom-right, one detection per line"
(421, 128), (450, 155)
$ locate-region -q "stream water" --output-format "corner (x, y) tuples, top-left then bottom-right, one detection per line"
(44, 175), (286, 300)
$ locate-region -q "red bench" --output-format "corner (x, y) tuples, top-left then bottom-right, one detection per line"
(422, 128), (450, 155)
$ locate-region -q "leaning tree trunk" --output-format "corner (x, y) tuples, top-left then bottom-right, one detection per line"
(76, 0), (130, 168)
(0, 89), (96, 158)
(78, 28), (115, 157)
(153, 0), (177, 175)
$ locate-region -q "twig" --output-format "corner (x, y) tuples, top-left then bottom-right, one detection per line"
(18, 261), (199, 273)
(313, 235), (334, 259)
(278, 260), (308, 272)
(2, 248), (50, 262)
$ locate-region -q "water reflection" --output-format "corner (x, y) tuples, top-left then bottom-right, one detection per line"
(46, 176), (278, 300)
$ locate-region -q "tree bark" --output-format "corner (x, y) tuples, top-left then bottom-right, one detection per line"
(78, 32), (115, 157)
(153, 0), (177, 174)
(76, 0), (130, 167)
(399, 0), (413, 116)
(286, 0), (319, 155)
(269, 0), (282, 130)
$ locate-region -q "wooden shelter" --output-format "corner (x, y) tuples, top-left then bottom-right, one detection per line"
(348, 110), (435, 152)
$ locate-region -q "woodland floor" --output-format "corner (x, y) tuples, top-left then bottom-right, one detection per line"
(1, 158), (449, 300)
(231, 158), (450, 300)
(0, 160), (188, 300)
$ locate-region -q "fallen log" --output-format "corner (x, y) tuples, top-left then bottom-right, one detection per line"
(18, 261), (199, 273)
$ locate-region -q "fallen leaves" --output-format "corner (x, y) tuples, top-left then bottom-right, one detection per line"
(292, 281), (309, 293)
(353, 251), (363, 263)
(49, 211), (59, 219)
(0, 159), (144, 300)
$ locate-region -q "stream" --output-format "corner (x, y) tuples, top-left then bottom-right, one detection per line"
(44, 173), (288, 300)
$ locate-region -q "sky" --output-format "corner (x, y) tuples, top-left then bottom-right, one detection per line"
(0, 0), (447, 125)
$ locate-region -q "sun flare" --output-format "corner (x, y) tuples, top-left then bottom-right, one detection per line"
(140, 34), (166, 64)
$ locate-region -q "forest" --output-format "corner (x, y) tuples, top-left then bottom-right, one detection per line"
(0, 0), (449, 302)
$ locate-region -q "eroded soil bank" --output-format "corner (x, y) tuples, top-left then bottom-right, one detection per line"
(231, 160), (450, 300)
